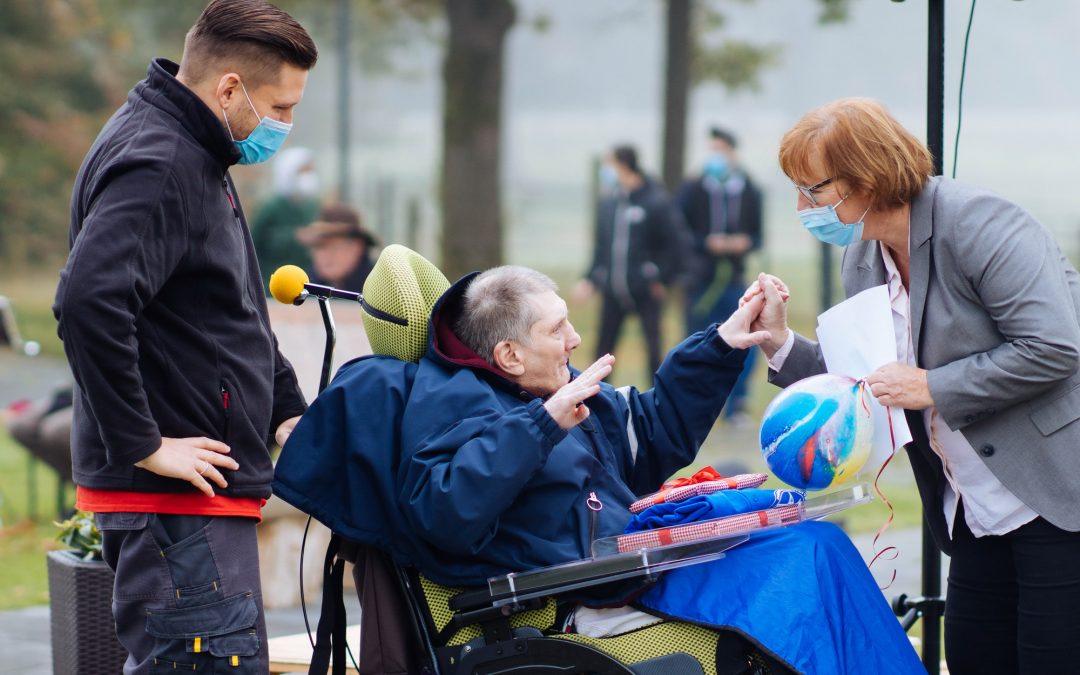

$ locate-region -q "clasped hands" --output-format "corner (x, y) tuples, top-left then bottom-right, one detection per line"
(739, 273), (934, 410)
(546, 271), (936, 433)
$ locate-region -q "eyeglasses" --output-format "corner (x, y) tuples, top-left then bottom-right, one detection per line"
(794, 177), (834, 206)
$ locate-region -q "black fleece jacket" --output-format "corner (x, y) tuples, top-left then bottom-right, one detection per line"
(585, 177), (684, 300)
(54, 59), (307, 499)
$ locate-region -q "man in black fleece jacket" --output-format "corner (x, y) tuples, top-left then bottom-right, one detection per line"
(53, 1), (315, 671)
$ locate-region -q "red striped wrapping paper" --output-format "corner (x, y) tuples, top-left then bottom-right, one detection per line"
(616, 504), (804, 554)
(629, 473), (770, 514)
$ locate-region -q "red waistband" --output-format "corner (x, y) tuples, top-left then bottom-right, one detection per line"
(76, 486), (264, 521)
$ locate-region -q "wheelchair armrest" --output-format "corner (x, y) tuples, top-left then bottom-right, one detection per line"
(449, 587), (500, 613)
(447, 595), (548, 635)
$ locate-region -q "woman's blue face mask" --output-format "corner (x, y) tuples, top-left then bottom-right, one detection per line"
(222, 80), (292, 165)
(797, 194), (869, 247)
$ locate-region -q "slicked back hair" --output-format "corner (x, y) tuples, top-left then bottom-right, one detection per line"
(456, 266), (559, 367)
(181, 0), (318, 88)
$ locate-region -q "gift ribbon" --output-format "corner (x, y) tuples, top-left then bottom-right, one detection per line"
(857, 378), (899, 590)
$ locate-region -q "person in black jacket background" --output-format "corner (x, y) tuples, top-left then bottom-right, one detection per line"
(52, 1), (315, 672)
(575, 145), (684, 383)
(678, 127), (763, 424)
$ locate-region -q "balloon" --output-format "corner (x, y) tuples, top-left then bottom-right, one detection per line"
(759, 373), (873, 490)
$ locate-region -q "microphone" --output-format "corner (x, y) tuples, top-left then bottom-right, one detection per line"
(268, 265), (407, 326)
(268, 265), (310, 305)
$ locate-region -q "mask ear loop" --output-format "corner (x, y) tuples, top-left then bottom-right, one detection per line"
(238, 80), (262, 120)
(221, 78), (257, 141)
(221, 106), (236, 141)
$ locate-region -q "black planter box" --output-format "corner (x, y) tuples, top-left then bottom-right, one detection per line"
(47, 550), (127, 674)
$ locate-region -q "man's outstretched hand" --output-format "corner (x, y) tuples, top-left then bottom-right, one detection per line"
(717, 290), (773, 349)
(737, 273), (791, 356)
(134, 436), (239, 497)
(544, 354), (614, 430)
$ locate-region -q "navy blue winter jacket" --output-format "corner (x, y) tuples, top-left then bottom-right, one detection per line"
(276, 273), (749, 587)
(396, 274), (748, 586)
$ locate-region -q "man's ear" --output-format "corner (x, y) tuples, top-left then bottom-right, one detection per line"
(492, 340), (525, 376)
(216, 72), (243, 112)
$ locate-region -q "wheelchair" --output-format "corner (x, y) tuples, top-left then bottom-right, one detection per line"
(322, 538), (788, 675)
(273, 245), (802, 674)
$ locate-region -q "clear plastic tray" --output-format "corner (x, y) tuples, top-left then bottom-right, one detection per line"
(486, 533), (749, 607)
(486, 484), (872, 606)
(592, 482), (873, 557)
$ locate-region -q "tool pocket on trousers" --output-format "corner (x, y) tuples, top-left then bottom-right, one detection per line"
(146, 591), (260, 673)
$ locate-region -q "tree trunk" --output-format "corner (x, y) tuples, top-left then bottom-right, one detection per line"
(661, 0), (692, 194)
(440, 0), (515, 282)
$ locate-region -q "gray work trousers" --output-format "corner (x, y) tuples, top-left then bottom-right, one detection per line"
(95, 512), (267, 674)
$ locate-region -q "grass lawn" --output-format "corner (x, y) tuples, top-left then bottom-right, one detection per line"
(0, 427), (69, 610)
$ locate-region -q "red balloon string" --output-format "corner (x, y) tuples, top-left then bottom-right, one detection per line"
(857, 379), (900, 590)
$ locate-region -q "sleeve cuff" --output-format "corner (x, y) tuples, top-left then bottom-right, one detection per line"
(107, 434), (163, 467)
(766, 330), (796, 371)
(710, 326), (735, 356)
(527, 398), (568, 446)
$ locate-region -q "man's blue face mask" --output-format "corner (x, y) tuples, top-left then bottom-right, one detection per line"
(797, 194), (870, 247)
(704, 153), (729, 180)
(223, 80), (292, 165)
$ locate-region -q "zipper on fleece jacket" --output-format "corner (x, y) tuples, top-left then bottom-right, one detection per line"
(220, 380), (231, 441)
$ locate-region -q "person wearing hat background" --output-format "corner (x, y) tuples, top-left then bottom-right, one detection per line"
(296, 204), (379, 293)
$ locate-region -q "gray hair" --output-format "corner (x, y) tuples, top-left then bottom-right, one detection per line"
(455, 266), (558, 366)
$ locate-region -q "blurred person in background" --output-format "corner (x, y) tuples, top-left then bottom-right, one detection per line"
(295, 204), (379, 293)
(575, 145), (684, 383)
(752, 97), (1080, 674)
(251, 146), (321, 290)
(52, 1), (315, 672)
(678, 126), (763, 427)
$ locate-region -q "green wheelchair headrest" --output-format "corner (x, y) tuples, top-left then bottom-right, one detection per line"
(362, 244), (450, 363)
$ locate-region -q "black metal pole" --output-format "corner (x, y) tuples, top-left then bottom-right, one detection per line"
(337, 0), (352, 203)
(922, 1), (946, 672)
(820, 241), (834, 314)
(317, 298), (337, 394)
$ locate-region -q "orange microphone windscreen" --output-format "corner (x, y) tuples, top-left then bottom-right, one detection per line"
(269, 265), (310, 305)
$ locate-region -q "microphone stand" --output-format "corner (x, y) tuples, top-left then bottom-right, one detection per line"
(289, 288), (340, 657)
(317, 296), (337, 394)
(291, 289), (338, 395)
(288, 289), (338, 394)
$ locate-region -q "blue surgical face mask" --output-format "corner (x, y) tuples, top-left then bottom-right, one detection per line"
(223, 81), (292, 165)
(599, 164), (619, 190)
(704, 153), (729, 180)
(797, 194), (870, 247)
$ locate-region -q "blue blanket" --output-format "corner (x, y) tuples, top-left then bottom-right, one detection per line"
(626, 488), (805, 532)
(636, 521), (923, 674)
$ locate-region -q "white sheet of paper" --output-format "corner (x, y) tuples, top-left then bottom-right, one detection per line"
(815, 285), (912, 473)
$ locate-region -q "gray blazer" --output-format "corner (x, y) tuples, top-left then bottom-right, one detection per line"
(772, 176), (1080, 552)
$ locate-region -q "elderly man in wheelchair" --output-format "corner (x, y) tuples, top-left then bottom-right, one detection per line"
(275, 246), (922, 674)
